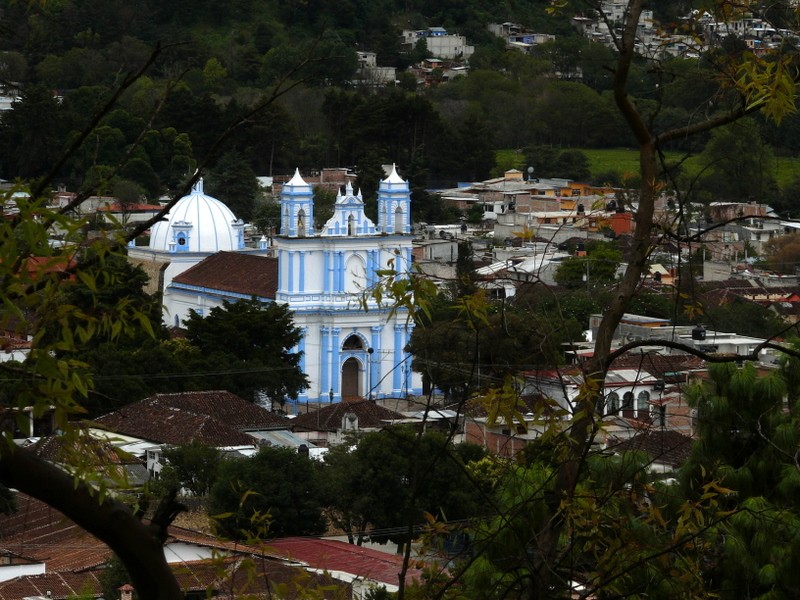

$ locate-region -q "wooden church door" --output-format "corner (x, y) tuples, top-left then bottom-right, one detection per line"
(341, 357), (361, 399)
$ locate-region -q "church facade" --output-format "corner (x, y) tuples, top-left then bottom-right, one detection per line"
(273, 166), (421, 404)
(134, 167), (422, 406)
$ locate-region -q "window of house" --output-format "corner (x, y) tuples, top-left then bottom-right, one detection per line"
(606, 392), (619, 414)
(622, 392), (634, 409)
(637, 391), (650, 413)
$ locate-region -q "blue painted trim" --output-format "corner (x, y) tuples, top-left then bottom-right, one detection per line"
(299, 251), (305, 293)
(298, 327), (307, 377)
(287, 251), (294, 293)
(323, 250), (330, 293)
(331, 327), (341, 399)
(320, 327), (329, 395)
(393, 324), (404, 391)
(370, 325), (382, 396)
(334, 252), (341, 292)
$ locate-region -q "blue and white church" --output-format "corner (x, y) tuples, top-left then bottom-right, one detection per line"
(131, 167), (422, 405)
(274, 166), (421, 403)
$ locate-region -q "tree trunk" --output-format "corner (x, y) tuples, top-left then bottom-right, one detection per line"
(0, 447), (183, 599)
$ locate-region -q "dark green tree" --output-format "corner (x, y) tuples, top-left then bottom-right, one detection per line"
(319, 428), (484, 548)
(680, 363), (800, 598)
(183, 299), (308, 408)
(99, 554), (137, 600)
(693, 118), (776, 202)
(205, 150), (259, 221)
(0, 85), (67, 179)
(209, 446), (326, 540)
(552, 149), (591, 180)
(160, 442), (223, 497)
(554, 241), (622, 289)
(410, 290), (582, 397)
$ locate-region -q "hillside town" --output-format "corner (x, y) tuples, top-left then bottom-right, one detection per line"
(2, 0), (800, 599)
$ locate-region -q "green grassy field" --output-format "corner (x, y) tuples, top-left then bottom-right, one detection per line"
(496, 148), (800, 188)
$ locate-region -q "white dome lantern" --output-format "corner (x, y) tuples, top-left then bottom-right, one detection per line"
(149, 179), (245, 253)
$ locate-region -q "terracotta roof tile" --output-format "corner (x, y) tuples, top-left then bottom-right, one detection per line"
(172, 252), (278, 299)
(153, 391), (290, 431)
(267, 537), (422, 587)
(292, 400), (404, 432)
(0, 571), (101, 600)
(0, 495), (110, 572)
(611, 353), (704, 379)
(94, 390), (289, 447)
(31, 430), (144, 466)
(608, 429), (693, 468)
(0, 495), (356, 600)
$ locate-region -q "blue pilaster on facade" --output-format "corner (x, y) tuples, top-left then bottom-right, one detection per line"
(320, 327), (330, 397)
(393, 323), (404, 391)
(287, 251), (294, 293)
(331, 327), (341, 399)
(323, 250), (331, 293)
(367, 250), (377, 287)
(336, 252), (344, 291)
(370, 325), (382, 397)
(299, 251), (305, 293)
(298, 327), (307, 383)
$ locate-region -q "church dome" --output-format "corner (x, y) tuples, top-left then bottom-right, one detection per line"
(149, 179), (243, 253)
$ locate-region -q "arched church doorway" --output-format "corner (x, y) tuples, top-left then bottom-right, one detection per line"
(341, 357), (361, 399)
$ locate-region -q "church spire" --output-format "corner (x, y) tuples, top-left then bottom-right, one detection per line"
(377, 164), (411, 234)
(280, 169), (315, 237)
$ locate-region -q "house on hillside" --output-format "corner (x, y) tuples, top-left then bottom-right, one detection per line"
(0, 494), (347, 599)
(461, 394), (557, 457)
(268, 537), (423, 598)
(401, 28), (474, 60)
(608, 429), (693, 474)
(292, 399), (405, 448)
(523, 366), (662, 419)
(92, 390), (307, 479)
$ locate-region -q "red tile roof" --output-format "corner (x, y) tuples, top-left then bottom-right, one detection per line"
(172, 252), (278, 300)
(171, 557), (349, 599)
(97, 202), (162, 212)
(152, 390), (290, 431)
(267, 537), (422, 587)
(0, 494), (110, 573)
(611, 353), (705, 380)
(608, 429), (693, 468)
(292, 399), (404, 432)
(0, 495), (348, 599)
(31, 430), (144, 467)
(94, 390), (290, 447)
(0, 571), (101, 600)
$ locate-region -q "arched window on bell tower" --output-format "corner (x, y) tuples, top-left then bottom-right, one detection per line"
(394, 205), (403, 233)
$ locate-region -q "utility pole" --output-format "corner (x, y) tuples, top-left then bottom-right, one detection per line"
(367, 347), (374, 400)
